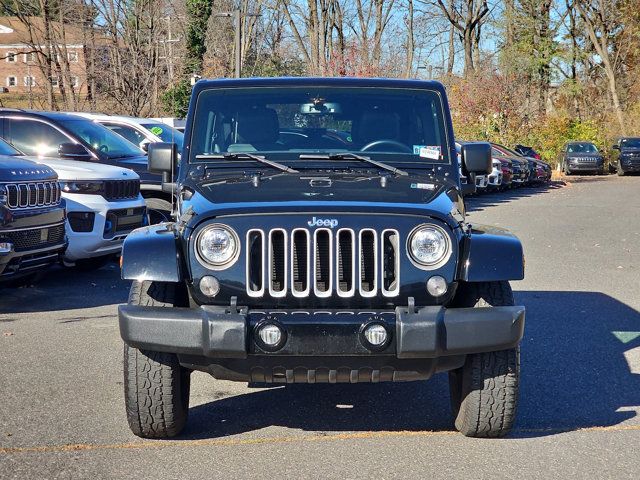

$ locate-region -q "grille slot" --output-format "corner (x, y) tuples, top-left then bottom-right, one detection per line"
(291, 229), (310, 297)
(337, 229), (355, 297)
(269, 230), (287, 297)
(245, 227), (399, 299)
(314, 229), (332, 297)
(359, 229), (377, 297)
(246, 230), (265, 297)
(3, 181), (60, 209)
(104, 180), (140, 200)
(381, 230), (400, 296)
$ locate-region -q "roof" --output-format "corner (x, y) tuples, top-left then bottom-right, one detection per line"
(0, 109), (90, 122)
(0, 16), (86, 47)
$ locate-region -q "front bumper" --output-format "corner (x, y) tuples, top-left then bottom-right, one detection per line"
(567, 162), (603, 172)
(475, 175), (488, 188)
(118, 305), (525, 382)
(63, 193), (147, 261)
(620, 161), (640, 173)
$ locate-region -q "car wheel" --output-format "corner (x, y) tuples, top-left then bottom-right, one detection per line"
(448, 281), (520, 438)
(124, 281), (191, 438)
(145, 197), (173, 224)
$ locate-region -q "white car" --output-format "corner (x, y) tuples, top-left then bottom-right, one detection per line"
(487, 159), (503, 187)
(0, 137), (147, 269)
(74, 113), (184, 153)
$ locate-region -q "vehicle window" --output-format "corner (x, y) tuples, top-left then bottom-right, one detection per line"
(190, 86), (450, 164)
(4, 118), (70, 156)
(567, 143), (598, 153)
(103, 123), (145, 146)
(0, 137), (20, 156)
(140, 123), (185, 151)
(58, 119), (144, 159)
(492, 147), (506, 157)
(620, 138), (640, 148)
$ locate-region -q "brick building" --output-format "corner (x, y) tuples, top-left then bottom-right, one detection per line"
(0, 17), (87, 95)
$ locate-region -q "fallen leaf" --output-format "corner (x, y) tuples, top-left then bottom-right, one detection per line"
(2, 332), (14, 337)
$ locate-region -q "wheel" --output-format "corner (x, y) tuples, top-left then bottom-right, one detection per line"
(448, 281), (520, 438)
(124, 281), (191, 438)
(618, 166), (625, 176)
(145, 197), (173, 224)
(565, 168), (572, 176)
(73, 255), (114, 271)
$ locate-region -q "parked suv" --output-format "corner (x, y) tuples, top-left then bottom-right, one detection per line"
(0, 110), (170, 222)
(1, 143), (67, 282)
(118, 78), (525, 439)
(74, 113), (185, 154)
(559, 141), (604, 175)
(611, 137), (640, 176)
(0, 138), (146, 269)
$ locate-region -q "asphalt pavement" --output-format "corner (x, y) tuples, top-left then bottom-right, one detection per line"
(1, 175), (639, 479)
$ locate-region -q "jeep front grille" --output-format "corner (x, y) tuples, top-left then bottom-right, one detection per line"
(2, 181), (61, 209)
(104, 180), (140, 201)
(246, 228), (400, 298)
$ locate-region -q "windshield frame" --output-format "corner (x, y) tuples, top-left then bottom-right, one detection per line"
(0, 137), (21, 156)
(59, 118), (145, 159)
(187, 85), (453, 167)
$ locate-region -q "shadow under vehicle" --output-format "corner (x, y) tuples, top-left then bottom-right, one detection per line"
(117, 77), (526, 440)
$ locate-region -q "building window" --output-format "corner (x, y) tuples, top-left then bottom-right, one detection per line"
(50, 77), (59, 87)
(6, 76), (16, 87)
(6, 52), (16, 62)
(23, 76), (35, 87)
(68, 51), (78, 62)
(69, 76), (78, 88)
(24, 52), (37, 63)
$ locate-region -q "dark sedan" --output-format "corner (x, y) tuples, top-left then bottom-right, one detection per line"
(560, 142), (604, 175)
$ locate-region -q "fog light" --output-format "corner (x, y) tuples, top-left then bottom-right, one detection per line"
(258, 324), (282, 347)
(363, 324), (388, 346)
(0, 242), (13, 254)
(426, 275), (448, 297)
(199, 275), (220, 297)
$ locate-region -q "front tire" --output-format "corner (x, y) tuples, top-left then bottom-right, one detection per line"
(618, 166), (625, 176)
(448, 281), (520, 438)
(124, 281), (190, 438)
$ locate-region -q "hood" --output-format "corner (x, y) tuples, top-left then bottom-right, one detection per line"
(620, 147), (640, 154)
(0, 155), (58, 182)
(27, 156), (140, 181)
(189, 171), (460, 219)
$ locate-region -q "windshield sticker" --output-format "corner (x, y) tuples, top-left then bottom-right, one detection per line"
(419, 146), (441, 160)
(411, 183), (436, 190)
(150, 126), (164, 136)
(413, 145), (426, 154)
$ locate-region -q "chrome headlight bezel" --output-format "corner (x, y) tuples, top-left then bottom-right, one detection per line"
(194, 224), (240, 270)
(407, 224), (452, 269)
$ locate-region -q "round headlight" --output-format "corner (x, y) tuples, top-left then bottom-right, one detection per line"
(409, 225), (450, 267)
(196, 225), (239, 268)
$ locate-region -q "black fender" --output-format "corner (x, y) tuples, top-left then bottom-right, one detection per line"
(458, 224), (524, 282)
(121, 224), (182, 282)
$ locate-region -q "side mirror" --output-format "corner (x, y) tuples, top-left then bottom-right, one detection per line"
(140, 141), (150, 153)
(612, 144), (620, 151)
(148, 142), (177, 175)
(58, 142), (91, 159)
(461, 142), (492, 174)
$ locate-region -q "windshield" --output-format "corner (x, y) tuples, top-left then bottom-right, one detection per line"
(59, 119), (144, 159)
(621, 138), (640, 149)
(567, 143), (598, 153)
(141, 123), (184, 151)
(0, 137), (20, 156)
(190, 86), (450, 164)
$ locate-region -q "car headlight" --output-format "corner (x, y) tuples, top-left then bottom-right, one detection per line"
(408, 225), (451, 267)
(195, 224), (239, 268)
(59, 180), (104, 194)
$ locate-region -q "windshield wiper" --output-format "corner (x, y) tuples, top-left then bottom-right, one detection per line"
(299, 153), (408, 176)
(196, 152), (298, 173)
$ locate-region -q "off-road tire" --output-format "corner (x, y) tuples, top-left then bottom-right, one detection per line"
(448, 281), (520, 438)
(145, 197), (173, 224)
(124, 281), (190, 438)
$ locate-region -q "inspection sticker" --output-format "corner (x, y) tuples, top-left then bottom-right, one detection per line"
(150, 126), (164, 136)
(411, 183), (436, 190)
(419, 146), (441, 160)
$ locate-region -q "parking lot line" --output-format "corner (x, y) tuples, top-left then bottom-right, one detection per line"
(1, 424), (639, 456)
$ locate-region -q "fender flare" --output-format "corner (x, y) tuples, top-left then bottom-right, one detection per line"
(121, 224), (182, 282)
(458, 224), (524, 282)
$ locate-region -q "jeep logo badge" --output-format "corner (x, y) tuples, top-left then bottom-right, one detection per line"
(308, 217), (338, 228)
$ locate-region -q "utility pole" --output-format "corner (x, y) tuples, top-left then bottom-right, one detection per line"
(215, 8), (261, 78)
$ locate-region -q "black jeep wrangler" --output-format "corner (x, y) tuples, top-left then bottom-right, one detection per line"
(118, 78), (525, 439)
(1, 147), (67, 281)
